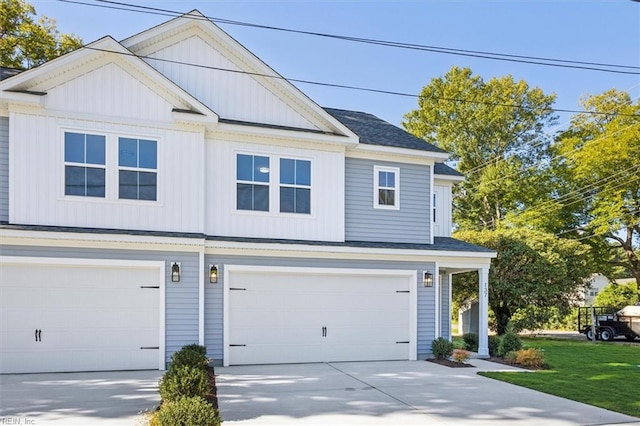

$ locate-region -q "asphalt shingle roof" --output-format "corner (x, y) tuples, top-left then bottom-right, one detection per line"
(434, 163), (463, 177)
(323, 107), (447, 154)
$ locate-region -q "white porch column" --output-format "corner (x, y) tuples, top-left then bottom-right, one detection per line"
(478, 267), (489, 356)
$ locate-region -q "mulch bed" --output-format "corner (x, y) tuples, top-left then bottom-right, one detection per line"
(484, 356), (549, 371)
(426, 358), (474, 368)
(206, 366), (218, 409)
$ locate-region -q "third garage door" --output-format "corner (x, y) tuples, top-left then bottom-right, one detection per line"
(226, 267), (416, 365)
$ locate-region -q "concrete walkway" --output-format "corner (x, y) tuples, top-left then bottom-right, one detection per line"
(216, 360), (640, 425)
(0, 370), (162, 425)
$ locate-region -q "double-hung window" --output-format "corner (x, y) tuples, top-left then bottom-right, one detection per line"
(118, 137), (157, 201)
(280, 158), (311, 214)
(64, 132), (106, 197)
(374, 165), (399, 209)
(237, 154), (270, 211)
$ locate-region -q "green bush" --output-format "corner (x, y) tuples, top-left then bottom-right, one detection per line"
(155, 396), (220, 426)
(160, 365), (209, 402)
(180, 344), (207, 357)
(431, 337), (454, 360)
(462, 333), (478, 352)
(498, 324), (522, 357)
(503, 350), (518, 364)
(170, 348), (208, 371)
(488, 335), (501, 357)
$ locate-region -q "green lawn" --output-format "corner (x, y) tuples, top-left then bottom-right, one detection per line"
(480, 338), (640, 417)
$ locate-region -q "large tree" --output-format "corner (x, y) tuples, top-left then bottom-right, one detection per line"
(1, 0), (82, 69)
(454, 228), (593, 334)
(546, 90), (639, 295)
(403, 66), (557, 230)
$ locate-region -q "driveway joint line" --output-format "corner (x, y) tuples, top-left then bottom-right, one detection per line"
(325, 362), (434, 418)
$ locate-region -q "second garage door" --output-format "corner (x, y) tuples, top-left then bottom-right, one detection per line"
(226, 267), (416, 365)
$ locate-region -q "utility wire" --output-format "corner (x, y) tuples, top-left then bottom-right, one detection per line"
(79, 46), (640, 119)
(58, 0), (640, 75)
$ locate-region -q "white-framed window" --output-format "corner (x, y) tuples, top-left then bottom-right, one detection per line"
(64, 132), (106, 198)
(374, 165), (399, 209)
(236, 154), (270, 211)
(280, 158), (311, 214)
(118, 137), (158, 201)
(433, 193), (437, 223)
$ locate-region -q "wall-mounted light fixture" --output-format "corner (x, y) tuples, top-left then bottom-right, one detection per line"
(171, 262), (181, 283)
(423, 271), (433, 287)
(209, 264), (218, 284)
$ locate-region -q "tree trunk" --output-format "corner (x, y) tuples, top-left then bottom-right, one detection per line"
(492, 305), (511, 335)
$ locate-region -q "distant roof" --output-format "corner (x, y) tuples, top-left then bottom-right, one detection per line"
(323, 107), (447, 154)
(0, 67), (23, 81)
(434, 163), (463, 177)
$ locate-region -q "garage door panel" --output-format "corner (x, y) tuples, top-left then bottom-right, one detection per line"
(0, 261), (161, 374)
(228, 269), (413, 365)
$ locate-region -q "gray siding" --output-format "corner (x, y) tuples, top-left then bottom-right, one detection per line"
(0, 117), (8, 222)
(0, 245), (200, 366)
(205, 255), (438, 362)
(345, 158), (431, 244)
(440, 274), (450, 339)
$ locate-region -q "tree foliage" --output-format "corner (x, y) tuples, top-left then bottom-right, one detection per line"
(0, 0), (82, 69)
(548, 90), (640, 295)
(403, 66), (557, 230)
(454, 228), (594, 334)
(594, 282), (639, 310)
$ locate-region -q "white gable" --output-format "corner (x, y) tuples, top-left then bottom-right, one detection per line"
(45, 62), (174, 121)
(138, 34), (317, 129)
(122, 12), (355, 138)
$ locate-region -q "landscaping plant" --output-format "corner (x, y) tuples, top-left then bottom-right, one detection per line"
(498, 323), (522, 356)
(169, 347), (209, 371)
(515, 348), (546, 369)
(159, 365), (210, 402)
(462, 333), (478, 352)
(451, 349), (470, 363)
(155, 396), (221, 426)
(431, 337), (454, 360)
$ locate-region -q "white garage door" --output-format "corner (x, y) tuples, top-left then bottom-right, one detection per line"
(226, 267), (416, 365)
(0, 258), (162, 374)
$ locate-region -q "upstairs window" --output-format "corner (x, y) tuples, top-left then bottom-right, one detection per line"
(118, 137), (157, 201)
(374, 166), (399, 209)
(237, 154), (270, 211)
(280, 158), (311, 214)
(64, 132), (106, 197)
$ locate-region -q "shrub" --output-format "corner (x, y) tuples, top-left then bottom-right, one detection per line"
(431, 337), (454, 360)
(498, 323), (522, 356)
(451, 349), (470, 363)
(160, 365), (210, 402)
(180, 344), (207, 357)
(515, 348), (545, 368)
(488, 335), (501, 357)
(170, 348), (208, 371)
(155, 396), (220, 426)
(462, 333), (478, 352)
(503, 351), (518, 364)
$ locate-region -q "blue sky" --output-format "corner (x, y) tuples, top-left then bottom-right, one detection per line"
(33, 0), (640, 128)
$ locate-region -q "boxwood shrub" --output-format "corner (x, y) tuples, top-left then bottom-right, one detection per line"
(159, 365), (209, 402)
(155, 396), (220, 426)
(431, 337), (454, 360)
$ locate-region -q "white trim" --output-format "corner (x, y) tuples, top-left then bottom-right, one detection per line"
(198, 249), (205, 345)
(448, 272), (453, 339)
(435, 173), (465, 183)
(349, 143), (449, 160)
(478, 267), (490, 357)
(373, 165), (400, 210)
(434, 263), (440, 339)
(223, 265), (417, 366)
(0, 256), (166, 371)
(430, 163), (435, 244)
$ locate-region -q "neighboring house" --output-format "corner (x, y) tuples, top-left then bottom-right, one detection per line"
(582, 274), (611, 306)
(0, 11), (495, 374)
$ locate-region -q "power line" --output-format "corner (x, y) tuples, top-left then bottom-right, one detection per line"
(58, 0), (640, 75)
(79, 46), (640, 119)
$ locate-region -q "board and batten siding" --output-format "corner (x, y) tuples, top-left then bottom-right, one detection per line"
(204, 255), (437, 363)
(140, 33), (319, 130)
(345, 158), (431, 244)
(0, 117), (8, 222)
(206, 139), (345, 242)
(10, 112), (205, 232)
(0, 245), (200, 365)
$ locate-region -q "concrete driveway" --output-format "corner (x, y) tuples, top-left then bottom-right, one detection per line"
(0, 370), (162, 425)
(216, 360), (640, 425)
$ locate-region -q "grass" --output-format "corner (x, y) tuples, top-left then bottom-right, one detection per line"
(480, 338), (640, 417)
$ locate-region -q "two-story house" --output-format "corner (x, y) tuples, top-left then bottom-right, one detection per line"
(0, 11), (495, 374)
